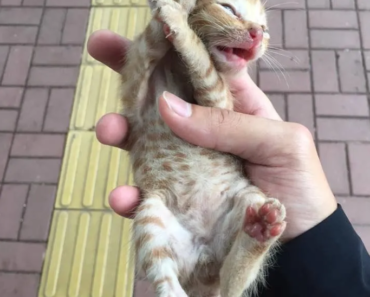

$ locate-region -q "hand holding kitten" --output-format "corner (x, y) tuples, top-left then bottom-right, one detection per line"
(88, 29), (337, 242)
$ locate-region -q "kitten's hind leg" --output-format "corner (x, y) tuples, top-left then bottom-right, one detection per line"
(219, 188), (286, 297)
(133, 193), (191, 297)
(156, 2), (233, 110)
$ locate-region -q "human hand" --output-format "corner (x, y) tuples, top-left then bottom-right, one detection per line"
(88, 30), (337, 241)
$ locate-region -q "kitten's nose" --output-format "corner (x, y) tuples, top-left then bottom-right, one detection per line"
(248, 27), (263, 42)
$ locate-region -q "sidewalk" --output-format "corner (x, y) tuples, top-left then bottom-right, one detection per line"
(0, 1), (369, 297)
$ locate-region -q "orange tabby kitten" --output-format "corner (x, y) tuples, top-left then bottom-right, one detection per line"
(119, 0), (286, 296)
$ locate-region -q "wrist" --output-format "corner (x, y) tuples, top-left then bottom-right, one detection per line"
(281, 194), (337, 243)
(281, 148), (338, 242)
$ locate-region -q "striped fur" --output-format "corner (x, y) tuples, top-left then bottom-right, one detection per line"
(119, 0), (286, 296)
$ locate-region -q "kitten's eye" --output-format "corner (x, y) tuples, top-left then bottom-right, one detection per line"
(220, 4), (237, 16)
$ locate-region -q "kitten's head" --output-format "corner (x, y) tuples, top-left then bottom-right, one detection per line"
(189, 0), (269, 73)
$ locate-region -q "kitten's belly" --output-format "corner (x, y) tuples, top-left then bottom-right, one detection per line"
(128, 51), (250, 280)
(130, 129), (249, 282)
(130, 123), (248, 235)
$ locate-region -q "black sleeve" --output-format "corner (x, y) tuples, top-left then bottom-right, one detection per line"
(259, 204), (370, 297)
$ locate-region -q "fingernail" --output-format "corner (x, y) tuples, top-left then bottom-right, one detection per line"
(163, 91), (192, 117)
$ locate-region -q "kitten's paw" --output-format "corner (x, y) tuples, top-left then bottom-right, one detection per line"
(163, 24), (173, 41)
(244, 199), (286, 243)
(155, 1), (188, 39)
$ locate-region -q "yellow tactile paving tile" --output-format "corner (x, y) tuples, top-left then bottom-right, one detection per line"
(55, 131), (133, 210)
(38, 210), (135, 297)
(69, 65), (121, 131)
(72, 7), (151, 131)
(40, 2), (144, 297)
(82, 7), (151, 65)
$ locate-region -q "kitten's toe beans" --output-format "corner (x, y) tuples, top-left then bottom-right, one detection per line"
(244, 200), (286, 242)
(244, 222), (263, 237)
(245, 205), (258, 223)
(261, 198), (286, 223)
(269, 222), (286, 237)
(163, 24), (174, 41)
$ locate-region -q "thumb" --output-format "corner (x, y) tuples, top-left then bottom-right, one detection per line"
(159, 92), (311, 165)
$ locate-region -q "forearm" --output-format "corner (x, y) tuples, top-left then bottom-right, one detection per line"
(259, 204), (370, 297)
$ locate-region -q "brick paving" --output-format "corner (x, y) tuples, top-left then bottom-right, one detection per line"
(0, 1), (369, 297)
(0, 0), (90, 296)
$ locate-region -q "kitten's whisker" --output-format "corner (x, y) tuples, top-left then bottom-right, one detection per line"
(267, 50), (292, 59)
(266, 7), (305, 13)
(267, 47), (297, 59)
(267, 45), (284, 49)
(267, 50), (298, 63)
(267, 49), (302, 66)
(265, 2), (304, 11)
(268, 46), (289, 50)
(262, 54), (290, 88)
(266, 54), (287, 75)
(263, 56), (282, 81)
(261, 55), (281, 82)
(266, 54), (290, 86)
(267, 45), (291, 52)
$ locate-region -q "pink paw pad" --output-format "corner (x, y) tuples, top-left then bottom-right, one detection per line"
(163, 24), (174, 42)
(244, 200), (286, 242)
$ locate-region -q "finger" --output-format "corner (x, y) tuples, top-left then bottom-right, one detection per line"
(159, 92), (309, 164)
(96, 113), (130, 150)
(231, 73), (282, 121)
(87, 29), (131, 73)
(109, 186), (141, 219)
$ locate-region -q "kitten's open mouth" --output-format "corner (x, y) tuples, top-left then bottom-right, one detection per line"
(216, 46), (254, 60)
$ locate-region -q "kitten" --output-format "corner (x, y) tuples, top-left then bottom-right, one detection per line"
(119, 0), (286, 296)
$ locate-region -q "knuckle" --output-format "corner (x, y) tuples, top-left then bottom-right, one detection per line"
(206, 106), (242, 152)
(288, 123), (315, 153)
(210, 107), (241, 127)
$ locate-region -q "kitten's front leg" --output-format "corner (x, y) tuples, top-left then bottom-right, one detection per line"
(149, 0), (196, 15)
(156, 2), (233, 110)
(120, 11), (172, 122)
